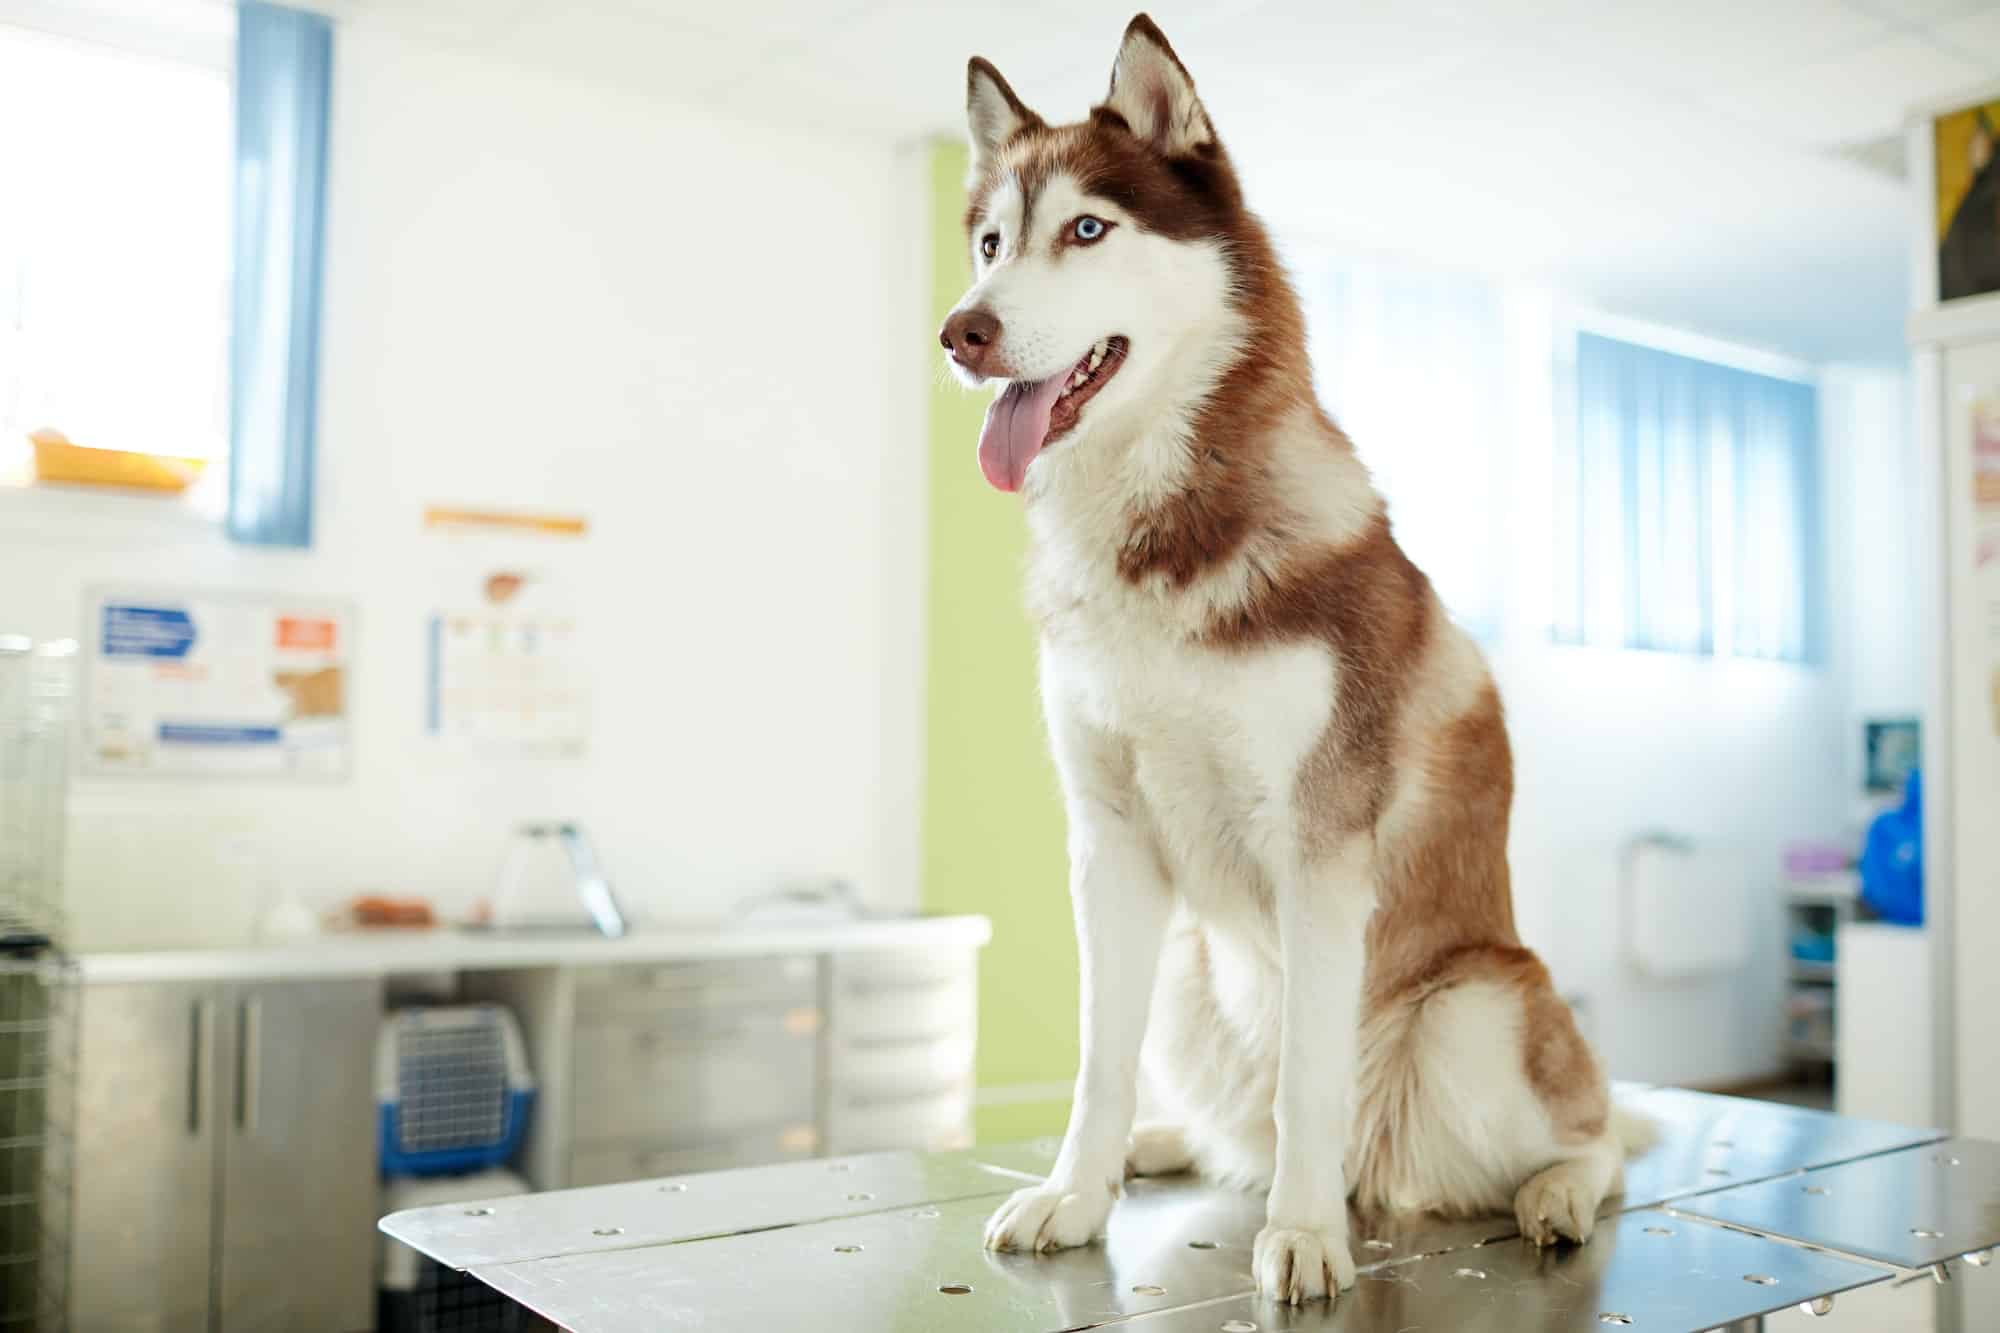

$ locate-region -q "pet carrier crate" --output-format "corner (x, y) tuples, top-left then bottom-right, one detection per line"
(376, 1005), (536, 1176)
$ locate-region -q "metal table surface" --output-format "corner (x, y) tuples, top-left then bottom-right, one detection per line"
(381, 1087), (1999, 1332)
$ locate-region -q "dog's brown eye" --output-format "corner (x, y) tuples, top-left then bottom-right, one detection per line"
(980, 233), (999, 261)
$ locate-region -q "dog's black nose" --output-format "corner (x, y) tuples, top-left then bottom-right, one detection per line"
(940, 307), (1002, 373)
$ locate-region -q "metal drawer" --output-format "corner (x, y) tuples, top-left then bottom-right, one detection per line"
(569, 1124), (819, 1187)
(827, 1031), (975, 1102)
(825, 1086), (972, 1155)
(574, 956), (818, 1019)
(831, 972), (974, 1042)
(571, 1025), (817, 1145)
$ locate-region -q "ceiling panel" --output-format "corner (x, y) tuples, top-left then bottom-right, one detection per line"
(1929, 6), (2000, 65)
(1706, 30), (1983, 144)
(574, 0), (863, 44)
(784, 0), (1267, 139)
(1850, 0), (2000, 21)
(485, 4), (770, 103)
(338, 0), (1929, 361)
(1187, 2), (1495, 136)
(1534, 0), (1892, 95)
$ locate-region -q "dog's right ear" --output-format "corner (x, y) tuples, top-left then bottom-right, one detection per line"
(967, 57), (1040, 180)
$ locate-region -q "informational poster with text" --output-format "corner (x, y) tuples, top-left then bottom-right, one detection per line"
(83, 588), (353, 778)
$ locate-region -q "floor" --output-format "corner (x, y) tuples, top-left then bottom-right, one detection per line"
(1739, 1072), (1836, 1112)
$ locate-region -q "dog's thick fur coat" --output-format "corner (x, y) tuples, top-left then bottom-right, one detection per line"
(943, 15), (1626, 1305)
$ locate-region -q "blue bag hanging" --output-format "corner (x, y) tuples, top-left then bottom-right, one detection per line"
(1859, 769), (1924, 926)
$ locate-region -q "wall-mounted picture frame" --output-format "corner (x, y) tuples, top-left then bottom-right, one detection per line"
(1864, 717), (1921, 795)
(1937, 100), (2000, 302)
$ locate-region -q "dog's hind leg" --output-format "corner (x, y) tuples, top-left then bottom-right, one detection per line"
(1513, 1132), (1621, 1246)
(1126, 1122), (1195, 1178)
(1351, 945), (1619, 1238)
(1506, 956), (1622, 1246)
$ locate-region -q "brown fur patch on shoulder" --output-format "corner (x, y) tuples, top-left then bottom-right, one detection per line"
(1207, 515), (1433, 838)
(1362, 680), (1519, 991)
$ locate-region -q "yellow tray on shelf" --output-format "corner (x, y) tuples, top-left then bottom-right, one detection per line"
(29, 429), (209, 493)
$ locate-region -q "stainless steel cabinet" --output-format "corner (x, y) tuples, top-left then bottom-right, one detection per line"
(469, 947), (978, 1189)
(69, 977), (381, 1332)
(823, 949), (977, 1154)
(68, 981), (217, 1331)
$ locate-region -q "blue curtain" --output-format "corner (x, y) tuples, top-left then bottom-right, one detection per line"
(228, 2), (331, 547)
(1556, 333), (1823, 663)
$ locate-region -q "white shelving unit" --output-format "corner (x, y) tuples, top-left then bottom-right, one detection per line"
(1783, 871), (1861, 1070)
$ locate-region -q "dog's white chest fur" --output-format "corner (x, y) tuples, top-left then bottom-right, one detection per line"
(1043, 585), (1335, 933)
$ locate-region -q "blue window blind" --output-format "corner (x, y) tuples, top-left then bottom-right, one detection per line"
(1555, 332), (1823, 663)
(228, 2), (332, 548)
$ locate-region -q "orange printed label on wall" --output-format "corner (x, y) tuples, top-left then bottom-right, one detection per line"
(424, 506), (588, 537)
(276, 616), (338, 651)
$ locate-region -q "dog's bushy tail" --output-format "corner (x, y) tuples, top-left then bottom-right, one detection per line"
(1610, 1103), (1661, 1157)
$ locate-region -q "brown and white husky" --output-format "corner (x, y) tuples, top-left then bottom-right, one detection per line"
(939, 14), (1641, 1305)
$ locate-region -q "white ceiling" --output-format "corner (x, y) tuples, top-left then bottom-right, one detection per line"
(333, 0), (2000, 362)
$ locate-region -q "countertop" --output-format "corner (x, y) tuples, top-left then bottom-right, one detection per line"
(73, 913), (992, 983)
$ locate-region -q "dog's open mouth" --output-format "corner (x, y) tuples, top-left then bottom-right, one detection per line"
(977, 336), (1129, 493)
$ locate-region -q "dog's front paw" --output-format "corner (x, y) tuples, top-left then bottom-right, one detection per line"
(983, 1182), (1114, 1253)
(1253, 1225), (1357, 1304)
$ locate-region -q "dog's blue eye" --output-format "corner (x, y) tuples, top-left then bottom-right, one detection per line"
(1074, 216), (1106, 242)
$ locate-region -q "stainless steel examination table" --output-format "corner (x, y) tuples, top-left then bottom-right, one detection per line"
(380, 1085), (2000, 1331)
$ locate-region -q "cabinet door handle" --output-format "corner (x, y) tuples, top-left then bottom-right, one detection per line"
(235, 995), (262, 1133)
(188, 998), (214, 1135)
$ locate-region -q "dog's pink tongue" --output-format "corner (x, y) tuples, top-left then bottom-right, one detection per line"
(977, 374), (1066, 493)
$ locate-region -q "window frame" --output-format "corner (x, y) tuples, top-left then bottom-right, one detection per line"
(1551, 311), (1827, 667)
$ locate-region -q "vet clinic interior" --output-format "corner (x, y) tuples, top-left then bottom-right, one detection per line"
(2, 0), (1999, 1329)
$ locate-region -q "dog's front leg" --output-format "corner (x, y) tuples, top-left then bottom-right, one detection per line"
(984, 706), (1170, 1252)
(1255, 836), (1371, 1303)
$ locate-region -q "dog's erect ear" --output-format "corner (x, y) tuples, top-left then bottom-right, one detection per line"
(967, 58), (1041, 179)
(1102, 14), (1213, 155)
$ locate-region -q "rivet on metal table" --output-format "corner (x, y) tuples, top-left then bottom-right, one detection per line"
(381, 1086), (2000, 1332)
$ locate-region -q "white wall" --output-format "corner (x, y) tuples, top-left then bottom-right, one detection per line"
(0, 19), (928, 948)
(1325, 282), (1880, 1088)
(1500, 648), (1847, 1087)
(1499, 361), (1917, 1089)
(1823, 366), (1925, 747)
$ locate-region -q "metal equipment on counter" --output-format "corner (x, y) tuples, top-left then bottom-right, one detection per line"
(383, 1084), (2000, 1332)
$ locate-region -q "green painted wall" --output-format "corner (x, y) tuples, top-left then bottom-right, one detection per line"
(920, 140), (1076, 1142)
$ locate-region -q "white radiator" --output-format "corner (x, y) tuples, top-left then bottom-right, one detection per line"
(1621, 833), (1752, 980)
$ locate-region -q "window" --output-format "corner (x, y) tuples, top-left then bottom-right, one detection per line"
(0, 19), (232, 495)
(1554, 331), (1824, 663)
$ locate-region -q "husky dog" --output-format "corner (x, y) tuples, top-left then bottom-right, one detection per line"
(938, 14), (1637, 1305)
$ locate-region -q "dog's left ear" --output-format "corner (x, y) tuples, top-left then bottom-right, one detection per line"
(1102, 14), (1214, 155)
